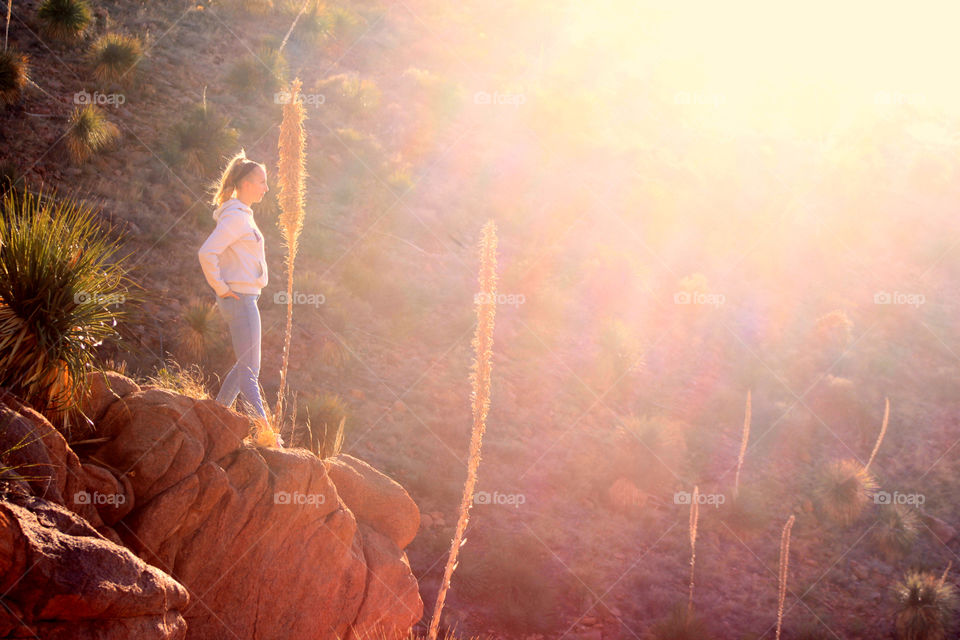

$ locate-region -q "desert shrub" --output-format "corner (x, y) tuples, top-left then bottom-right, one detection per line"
(814, 458), (877, 526)
(893, 570), (959, 640)
(0, 49), (30, 106)
(89, 33), (142, 84)
(66, 104), (120, 163)
(0, 187), (134, 436)
(37, 0), (92, 42)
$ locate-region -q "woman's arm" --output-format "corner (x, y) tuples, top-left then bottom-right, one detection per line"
(198, 213), (244, 297)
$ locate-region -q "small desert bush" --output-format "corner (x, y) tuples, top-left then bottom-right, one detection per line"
(814, 458), (877, 526)
(37, 0), (92, 42)
(66, 105), (120, 163)
(0, 162), (24, 196)
(893, 570), (959, 640)
(221, 0), (273, 15)
(292, 392), (348, 457)
(226, 47), (287, 97)
(145, 359), (210, 399)
(0, 187), (133, 435)
(291, 0), (331, 43)
(177, 299), (222, 362)
(314, 72), (381, 117)
(454, 534), (565, 634)
(166, 101), (239, 176)
(872, 503), (920, 561)
(88, 33), (142, 84)
(650, 603), (712, 640)
(0, 49), (30, 106)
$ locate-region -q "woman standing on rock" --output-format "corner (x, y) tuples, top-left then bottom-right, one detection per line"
(198, 149), (281, 446)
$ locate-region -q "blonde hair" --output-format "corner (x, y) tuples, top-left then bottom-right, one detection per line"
(210, 149), (267, 207)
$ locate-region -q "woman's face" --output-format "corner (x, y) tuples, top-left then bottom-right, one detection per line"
(238, 165), (269, 204)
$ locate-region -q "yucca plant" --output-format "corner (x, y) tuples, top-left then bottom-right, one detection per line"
(177, 299), (221, 362)
(814, 458), (878, 526)
(226, 47), (287, 96)
(273, 77), (307, 429)
(428, 220), (498, 640)
(66, 104), (120, 163)
(88, 33), (141, 84)
(37, 0), (91, 42)
(776, 515), (796, 640)
(873, 503), (920, 561)
(0, 48), (29, 106)
(167, 99), (238, 176)
(893, 569), (959, 640)
(0, 187), (134, 437)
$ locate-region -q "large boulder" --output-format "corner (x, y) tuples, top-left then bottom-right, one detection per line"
(86, 372), (424, 640)
(0, 372), (425, 640)
(0, 491), (188, 640)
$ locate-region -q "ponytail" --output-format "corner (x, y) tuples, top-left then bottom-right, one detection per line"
(210, 149), (266, 207)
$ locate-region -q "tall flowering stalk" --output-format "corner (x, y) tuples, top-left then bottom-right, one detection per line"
(428, 220), (498, 640)
(734, 389), (751, 498)
(864, 396), (890, 473)
(274, 76), (307, 433)
(687, 485), (699, 617)
(775, 514), (796, 640)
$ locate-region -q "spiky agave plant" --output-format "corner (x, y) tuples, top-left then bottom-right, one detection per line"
(273, 76), (307, 432)
(428, 220), (498, 640)
(37, 0), (92, 42)
(226, 47), (287, 96)
(168, 98), (238, 177)
(177, 299), (220, 362)
(0, 48), (29, 106)
(88, 32), (141, 84)
(814, 458), (878, 526)
(0, 187), (134, 437)
(66, 104), (119, 163)
(893, 569), (959, 640)
(872, 503), (920, 561)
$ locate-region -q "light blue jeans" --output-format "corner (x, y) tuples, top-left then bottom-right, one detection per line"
(215, 292), (267, 419)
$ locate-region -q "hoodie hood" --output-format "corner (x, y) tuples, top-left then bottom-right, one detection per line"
(212, 197), (253, 222)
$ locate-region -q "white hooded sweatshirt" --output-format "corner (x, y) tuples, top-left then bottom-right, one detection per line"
(197, 198), (268, 297)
